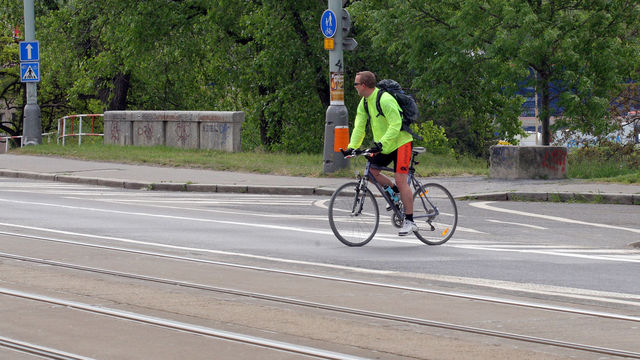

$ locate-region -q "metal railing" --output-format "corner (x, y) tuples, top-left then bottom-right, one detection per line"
(57, 114), (104, 145)
(0, 132), (56, 152)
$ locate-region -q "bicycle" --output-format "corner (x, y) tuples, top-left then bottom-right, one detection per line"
(328, 146), (458, 247)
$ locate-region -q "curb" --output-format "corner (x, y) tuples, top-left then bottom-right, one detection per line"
(1, 169), (638, 205)
(461, 192), (640, 205)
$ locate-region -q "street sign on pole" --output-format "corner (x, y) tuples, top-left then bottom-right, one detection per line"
(20, 62), (40, 82)
(19, 41), (39, 62)
(320, 10), (337, 38)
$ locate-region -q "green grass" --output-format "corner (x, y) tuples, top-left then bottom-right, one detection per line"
(11, 143), (489, 178)
(13, 141), (638, 182)
(567, 143), (640, 184)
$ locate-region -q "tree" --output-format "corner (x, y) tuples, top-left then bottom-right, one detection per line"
(200, 0), (332, 152)
(351, 0), (640, 154)
(0, 32), (21, 139)
(37, 0), (341, 152)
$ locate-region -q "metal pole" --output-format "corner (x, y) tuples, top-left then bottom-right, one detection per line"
(22, 0), (42, 146)
(79, 116), (83, 145)
(322, 0), (349, 173)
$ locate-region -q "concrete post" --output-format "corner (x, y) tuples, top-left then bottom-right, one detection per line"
(22, 0), (41, 146)
(322, 0), (349, 173)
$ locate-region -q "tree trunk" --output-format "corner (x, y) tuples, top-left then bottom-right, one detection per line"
(537, 71), (552, 146)
(108, 73), (130, 111)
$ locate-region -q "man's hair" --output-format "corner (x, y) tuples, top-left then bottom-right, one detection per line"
(356, 71), (377, 88)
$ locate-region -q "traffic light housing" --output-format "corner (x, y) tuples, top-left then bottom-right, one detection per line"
(341, 9), (357, 51)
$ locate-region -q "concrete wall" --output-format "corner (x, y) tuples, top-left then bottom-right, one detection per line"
(490, 145), (568, 179)
(104, 111), (244, 152)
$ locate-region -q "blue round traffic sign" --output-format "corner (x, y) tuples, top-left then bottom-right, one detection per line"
(320, 10), (337, 38)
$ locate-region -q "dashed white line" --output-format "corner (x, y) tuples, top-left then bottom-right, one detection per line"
(486, 219), (548, 230)
(471, 201), (640, 234)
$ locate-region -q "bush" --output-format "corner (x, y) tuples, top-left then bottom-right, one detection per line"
(568, 140), (640, 181)
(410, 121), (453, 155)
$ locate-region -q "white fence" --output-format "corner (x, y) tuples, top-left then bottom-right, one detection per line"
(57, 114), (104, 145)
(0, 132), (56, 152)
(0, 113), (104, 152)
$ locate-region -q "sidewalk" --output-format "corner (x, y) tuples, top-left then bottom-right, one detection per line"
(0, 154), (638, 204)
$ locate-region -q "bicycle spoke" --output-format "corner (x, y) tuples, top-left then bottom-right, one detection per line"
(328, 182), (379, 247)
(412, 183), (458, 245)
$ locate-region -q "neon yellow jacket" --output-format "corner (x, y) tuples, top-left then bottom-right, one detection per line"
(347, 88), (413, 154)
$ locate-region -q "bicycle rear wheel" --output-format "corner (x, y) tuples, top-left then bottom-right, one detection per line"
(412, 183), (457, 245)
(328, 181), (379, 247)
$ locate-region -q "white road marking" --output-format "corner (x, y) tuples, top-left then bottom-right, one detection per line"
(0, 198), (335, 237)
(451, 244), (640, 263)
(471, 201), (640, 234)
(0, 226), (638, 307)
(486, 219), (548, 230)
(1, 198), (638, 263)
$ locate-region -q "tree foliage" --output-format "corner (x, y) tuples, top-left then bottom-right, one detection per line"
(351, 0), (640, 153)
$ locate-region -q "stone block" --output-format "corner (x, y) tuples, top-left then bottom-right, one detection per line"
(132, 120), (164, 146)
(104, 112), (133, 145)
(103, 110), (244, 151)
(199, 112), (244, 152)
(165, 119), (199, 149)
(150, 183), (187, 191)
(507, 192), (548, 201)
(186, 184), (217, 192)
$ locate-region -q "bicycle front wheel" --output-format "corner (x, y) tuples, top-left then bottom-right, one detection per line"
(328, 181), (379, 247)
(412, 183), (458, 245)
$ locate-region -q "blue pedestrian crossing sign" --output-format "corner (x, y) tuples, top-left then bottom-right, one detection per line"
(20, 62), (40, 82)
(320, 10), (337, 38)
(19, 41), (40, 62)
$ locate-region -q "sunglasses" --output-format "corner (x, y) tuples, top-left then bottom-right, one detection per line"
(354, 82), (362, 86)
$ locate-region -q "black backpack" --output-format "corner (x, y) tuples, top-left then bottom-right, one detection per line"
(363, 79), (423, 140)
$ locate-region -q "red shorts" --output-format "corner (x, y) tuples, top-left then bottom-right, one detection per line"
(370, 142), (412, 174)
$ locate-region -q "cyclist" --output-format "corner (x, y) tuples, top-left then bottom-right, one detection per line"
(343, 71), (416, 236)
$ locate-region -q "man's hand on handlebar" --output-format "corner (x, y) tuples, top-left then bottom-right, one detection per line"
(340, 143), (382, 158)
(368, 142), (382, 154)
(340, 148), (355, 157)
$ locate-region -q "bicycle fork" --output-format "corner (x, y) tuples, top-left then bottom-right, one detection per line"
(351, 177), (368, 216)
(413, 181), (438, 231)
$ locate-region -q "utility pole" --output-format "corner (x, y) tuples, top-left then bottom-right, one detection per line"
(321, 0), (357, 173)
(22, 0), (42, 146)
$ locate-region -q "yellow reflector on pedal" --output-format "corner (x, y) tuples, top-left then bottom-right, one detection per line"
(419, 190), (429, 197)
(441, 228), (450, 236)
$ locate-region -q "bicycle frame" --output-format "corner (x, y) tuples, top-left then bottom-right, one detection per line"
(358, 152), (439, 224)
(359, 156), (410, 220)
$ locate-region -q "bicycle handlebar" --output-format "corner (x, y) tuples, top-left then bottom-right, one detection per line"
(339, 148), (378, 159)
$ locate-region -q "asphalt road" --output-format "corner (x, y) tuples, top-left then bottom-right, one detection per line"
(1, 178), (640, 359)
(1, 177), (638, 296)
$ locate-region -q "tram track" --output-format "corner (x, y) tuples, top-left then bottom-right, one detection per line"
(0, 288), (368, 360)
(0, 336), (94, 360)
(1, 232), (639, 358)
(1, 229), (638, 319)
(2, 252), (640, 358)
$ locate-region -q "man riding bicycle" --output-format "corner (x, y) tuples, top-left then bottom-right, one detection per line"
(343, 71), (416, 236)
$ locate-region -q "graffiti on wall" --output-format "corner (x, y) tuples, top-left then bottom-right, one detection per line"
(541, 148), (566, 172)
(175, 121), (191, 146)
(110, 122), (120, 142)
(137, 124), (154, 141)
